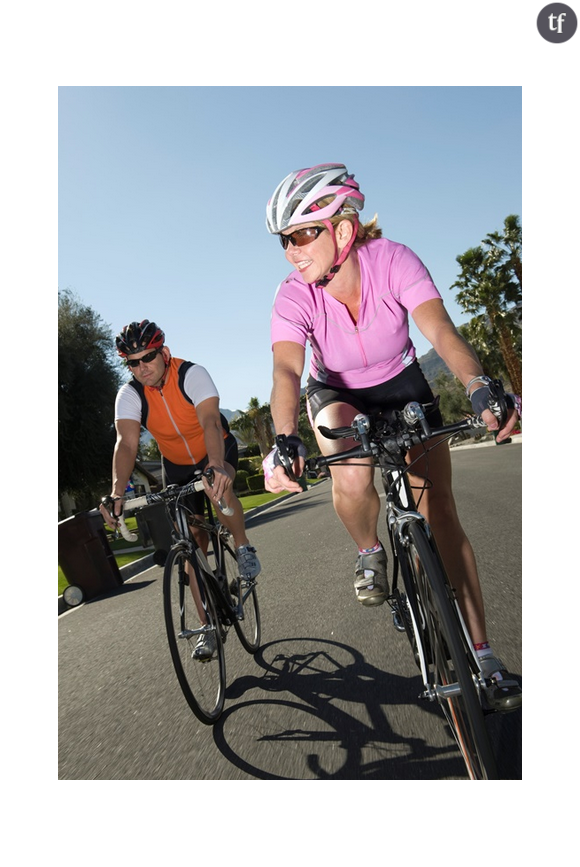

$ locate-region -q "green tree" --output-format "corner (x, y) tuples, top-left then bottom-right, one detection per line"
(433, 371), (470, 424)
(139, 437), (161, 461)
(451, 215), (522, 395)
(229, 397), (274, 458)
(458, 320), (519, 389)
(297, 393), (319, 456)
(58, 290), (123, 508)
(484, 213), (522, 289)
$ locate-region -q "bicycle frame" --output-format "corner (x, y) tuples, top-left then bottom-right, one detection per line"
(171, 493), (255, 631)
(117, 474), (248, 627)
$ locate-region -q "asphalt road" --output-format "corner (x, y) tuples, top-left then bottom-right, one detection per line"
(58, 442), (522, 780)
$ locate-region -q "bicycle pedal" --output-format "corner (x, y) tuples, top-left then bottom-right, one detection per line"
(391, 609), (406, 632)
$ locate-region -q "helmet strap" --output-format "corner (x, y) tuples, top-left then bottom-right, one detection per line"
(149, 347), (171, 391)
(316, 217), (359, 288)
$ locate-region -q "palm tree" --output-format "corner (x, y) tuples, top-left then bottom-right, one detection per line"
(451, 215), (522, 396)
(484, 214), (522, 289)
(458, 320), (517, 388)
(229, 397), (274, 458)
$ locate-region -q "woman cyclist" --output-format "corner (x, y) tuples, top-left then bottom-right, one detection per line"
(263, 163), (521, 712)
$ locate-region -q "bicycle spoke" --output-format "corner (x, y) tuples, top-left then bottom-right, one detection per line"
(220, 533), (261, 653)
(163, 546), (226, 724)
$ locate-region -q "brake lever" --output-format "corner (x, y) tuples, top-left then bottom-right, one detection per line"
(275, 435), (297, 482)
(486, 379), (509, 430)
(402, 402), (432, 439)
(203, 468), (234, 516)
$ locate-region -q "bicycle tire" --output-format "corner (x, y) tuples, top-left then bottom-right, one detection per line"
(393, 532), (434, 671)
(163, 545), (226, 724)
(219, 532), (261, 653)
(403, 522), (498, 780)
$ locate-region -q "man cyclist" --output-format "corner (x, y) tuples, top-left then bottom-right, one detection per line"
(262, 163), (521, 712)
(100, 319), (260, 658)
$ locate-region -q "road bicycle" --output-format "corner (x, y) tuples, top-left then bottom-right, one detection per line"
(116, 469), (261, 724)
(277, 381), (515, 780)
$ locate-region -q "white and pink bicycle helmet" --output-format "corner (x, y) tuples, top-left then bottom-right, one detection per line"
(266, 163), (365, 234)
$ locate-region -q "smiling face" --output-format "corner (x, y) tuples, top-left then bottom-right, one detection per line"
(281, 222), (337, 283)
(281, 219), (357, 286)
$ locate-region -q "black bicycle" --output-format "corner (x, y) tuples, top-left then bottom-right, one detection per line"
(277, 381), (513, 779)
(117, 469), (261, 724)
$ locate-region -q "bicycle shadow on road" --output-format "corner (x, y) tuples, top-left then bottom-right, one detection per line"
(211, 636), (477, 780)
(484, 689), (522, 779)
(246, 499), (323, 529)
(88, 579), (158, 603)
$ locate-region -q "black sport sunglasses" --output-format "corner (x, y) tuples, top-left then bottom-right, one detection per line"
(279, 226), (327, 250)
(126, 348), (161, 368)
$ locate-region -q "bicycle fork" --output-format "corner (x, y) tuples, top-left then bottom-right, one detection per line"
(386, 503), (434, 693)
(387, 505), (486, 703)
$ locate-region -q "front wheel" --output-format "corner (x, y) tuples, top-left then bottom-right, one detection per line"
(403, 522), (498, 780)
(163, 545), (226, 724)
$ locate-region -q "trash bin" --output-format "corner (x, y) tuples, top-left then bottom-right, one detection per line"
(135, 502), (173, 565)
(58, 510), (123, 602)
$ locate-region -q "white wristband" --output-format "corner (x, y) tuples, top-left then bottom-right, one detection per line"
(465, 375), (491, 397)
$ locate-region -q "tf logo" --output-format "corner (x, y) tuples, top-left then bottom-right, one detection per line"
(537, 3), (577, 41)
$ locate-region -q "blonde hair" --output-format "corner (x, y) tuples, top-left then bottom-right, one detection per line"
(307, 194), (383, 248)
(328, 211), (383, 248)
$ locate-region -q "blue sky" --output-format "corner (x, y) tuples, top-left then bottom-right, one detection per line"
(58, 86), (521, 411)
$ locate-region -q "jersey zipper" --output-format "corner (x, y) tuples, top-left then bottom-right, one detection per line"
(355, 327), (368, 367)
(159, 388), (196, 464)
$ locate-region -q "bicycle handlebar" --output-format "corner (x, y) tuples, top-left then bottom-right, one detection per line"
(103, 468), (234, 543)
(309, 407), (489, 473)
(274, 380), (511, 481)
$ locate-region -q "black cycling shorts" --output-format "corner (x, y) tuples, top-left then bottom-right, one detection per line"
(162, 431), (239, 515)
(306, 360), (443, 427)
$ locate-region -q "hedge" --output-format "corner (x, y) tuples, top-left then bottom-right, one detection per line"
(247, 473), (265, 492)
(234, 469), (249, 492)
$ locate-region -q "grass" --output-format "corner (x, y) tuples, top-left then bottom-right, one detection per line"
(58, 487), (308, 596)
(237, 490), (288, 509)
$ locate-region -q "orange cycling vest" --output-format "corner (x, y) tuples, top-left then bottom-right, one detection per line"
(129, 357), (227, 466)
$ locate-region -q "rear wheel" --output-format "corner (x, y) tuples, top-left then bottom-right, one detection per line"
(219, 532), (261, 653)
(403, 522), (498, 780)
(163, 545), (226, 724)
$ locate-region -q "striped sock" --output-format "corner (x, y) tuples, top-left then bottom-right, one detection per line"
(359, 541), (382, 555)
(474, 641), (503, 680)
(474, 641), (490, 654)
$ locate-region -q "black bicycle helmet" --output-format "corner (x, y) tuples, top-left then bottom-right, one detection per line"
(116, 320), (165, 357)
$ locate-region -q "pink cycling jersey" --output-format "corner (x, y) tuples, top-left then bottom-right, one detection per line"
(270, 238), (442, 389)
